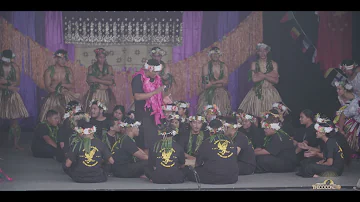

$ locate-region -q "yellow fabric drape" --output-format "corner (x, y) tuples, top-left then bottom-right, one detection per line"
(0, 11), (262, 111)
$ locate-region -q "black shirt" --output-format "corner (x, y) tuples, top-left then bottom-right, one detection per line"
(323, 138), (345, 170)
(148, 139), (185, 174)
(132, 74), (153, 120)
(303, 123), (321, 148)
(232, 132), (256, 167)
(281, 115), (294, 137)
(67, 138), (112, 178)
(179, 130), (209, 156)
(195, 135), (238, 177)
(239, 125), (265, 149)
(263, 131), (297, 164)
(90, 118), (112, 140)
(31, 122), (58, 151)
(112, 135), (139, 166)
(58, 118), (74, 152)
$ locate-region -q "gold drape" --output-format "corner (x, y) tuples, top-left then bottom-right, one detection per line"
(0, 11), (262, 111)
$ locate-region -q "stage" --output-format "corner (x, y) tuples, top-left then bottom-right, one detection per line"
(0, 133), (360, 191)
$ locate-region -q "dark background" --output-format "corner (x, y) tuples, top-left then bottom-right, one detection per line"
(263, 11), (360, 127)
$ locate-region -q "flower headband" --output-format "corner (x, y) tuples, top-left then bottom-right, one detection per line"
(224, 122), (242, 129)
(236, 112), (257, 123)
(206, 125), (224, 134)
(314, 123), (333, 133)
(204, 104), (220, 115)
(169, 114), (181, 120)
(74, 126), (97, 135)
(208, 47), (222, 57)
(162, 105), (178, 112)
(261, 122), (281, 131)
(158, 128), (178, 138)
(339, 62), (357, 71)
(150, 47), (167, 56)
(188, 116), (206, 122)
(174, 101), (190, 109)
(262, 111), (280, 120)
(144, 60), (163, 72)
(334, 81), (353, 91)
(119, 121), (142, 128)
(272, 102), (290, 113)
(71, 113), (91, 123)
(256, 43), (271, 51)
(89, 99), (107, 111)
(94, 48), (109, 56)
(315, 114), (331, 124)
(64, 105), (82, 119)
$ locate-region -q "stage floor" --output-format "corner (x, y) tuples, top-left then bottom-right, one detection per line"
(0, 134), (360, 191)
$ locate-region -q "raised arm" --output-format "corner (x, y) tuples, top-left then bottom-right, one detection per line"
(44, 68), (56, 93)
(264, 61), (279, 84)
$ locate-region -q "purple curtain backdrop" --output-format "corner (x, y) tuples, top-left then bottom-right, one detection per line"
(45, 11), (75, 61)
(172, 11), (203, 115)
(11, 11), (39, 129)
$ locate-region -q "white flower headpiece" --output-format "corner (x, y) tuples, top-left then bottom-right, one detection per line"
(224, 122), (242, 129)
(119, 121), (142, 128)
(64, 105), (82, 119)
(256, 43), (271, 51)
(315, 113), (331, 124)
(204, 104), (221, 115)
(206, 125), (225, 134)
(144, 60), (163, 72)
(261, 122), (281, 131)
(334, 81), (353, 91)
(208, 47), (222, 57)
(272, 102), (290, 112)
(169, 114), (181, 120)
(339, 63), (357, 70)
(74, 126), (97, 135)
(159, 128), (178, 138)
(89, 99), (107, 111)
(188, 116), (206, 122)
(314, 123), (333, 133)
(150, 47), (166, 56)
(162, 105), (178, 112)
(174, 101), (190, 109)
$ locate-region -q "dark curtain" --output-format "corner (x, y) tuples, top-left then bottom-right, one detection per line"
(263, 11), (339, 127)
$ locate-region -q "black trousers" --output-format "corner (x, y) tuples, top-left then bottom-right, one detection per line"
(297, 157), (344, 178)
(32, 144), (57, 158)
(185, 166), (238, 185)
(112, 160), (148, 178)
(144, 166), (185, 184)
(238, 161), (256, 175)
(255, 155), (296, 173)
(62, 163), (107, 183)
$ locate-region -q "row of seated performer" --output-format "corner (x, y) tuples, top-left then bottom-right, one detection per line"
(30, 99), (352, 184)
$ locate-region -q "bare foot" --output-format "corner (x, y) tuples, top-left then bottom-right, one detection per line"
(140, 175), (148, 179)
(14, 145), (24, 151)
(313, 174), (319, 178)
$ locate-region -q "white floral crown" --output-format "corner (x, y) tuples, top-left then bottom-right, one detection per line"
(315, 113), (331, 124)
(188, 116), (206, 122)
(334, 81), (353, 91)
(64, 105), (82, 119)
(174, 101), (190, 109)
(206, 125), (225, 134)
(224, 122), (242, 129)
(204, 104), (221, 115)
(159, 128), (178, 137)
(208, 48), (222, 56)
(261, 122), (281, 131)
(169, 114), (181, 120)
(72, 113), (91, 123)
(162, 105), (178, 112)
(74, 126), (97, 135)
(272, 102), (290, 112)
(314, 123), (333, 133)
(144, 61), (163, 72)
(119, 121), (142, 128)
(235, 112), (256, 123)
(89, 99), (107, 111)
(256, 43), (271, 51)
(150, 48), (166, 56)
(339, 62), (357, 70)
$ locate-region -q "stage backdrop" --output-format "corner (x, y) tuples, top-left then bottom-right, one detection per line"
(74, 45), (173, 71)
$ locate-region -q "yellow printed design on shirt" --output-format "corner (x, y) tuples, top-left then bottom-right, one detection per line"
(336, 142), (344, 159)
(212, 140), (234, 159)
(158, 148), (177, 168)
(79, 146), (101, 167)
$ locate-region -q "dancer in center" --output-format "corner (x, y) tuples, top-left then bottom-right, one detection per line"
(238, 43), (282, 117)
(131, 59), (166, 154)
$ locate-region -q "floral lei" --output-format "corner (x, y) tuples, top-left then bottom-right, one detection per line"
(132, 69), (164, 125)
